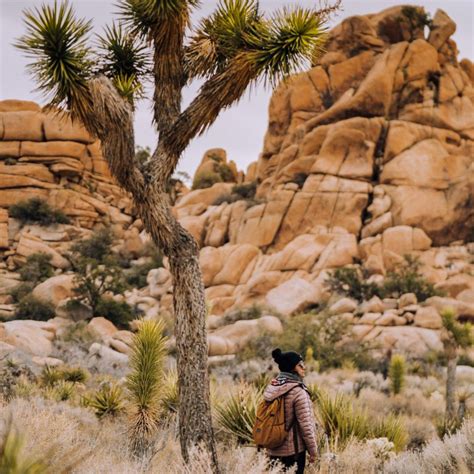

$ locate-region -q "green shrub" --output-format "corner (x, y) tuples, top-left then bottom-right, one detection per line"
(192, 171), (223, 190)
(95, 297), (135, 329)
(69, 229), (128, 313)
(401, 6), (433, 30)
(327, 257), (442, 303)
(10, 283), (34, 304)
(274, 312), (374, 371)
(389, 354), (406, 395)
(18, 253), (53, 285)
(382, 256), (442, 301)
(70, 228), (114, 263)
(215, 384), (259, 444)
(46, 380), (75, 402)
(326, 267), (382, 302)
(40, 366), (63, 387)
(160, 369), (179, 416)
(9, 198), (70, 226)
(232, 182), (257, 199)
(61, 366), (89, 384)
(15, 295), (55, 321)
(217, 162), (235, 182)
(222, 304), (263, 326)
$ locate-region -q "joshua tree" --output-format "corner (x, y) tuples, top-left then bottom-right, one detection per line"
(440, 308), (473, 422)
(16, 0), (337, 468)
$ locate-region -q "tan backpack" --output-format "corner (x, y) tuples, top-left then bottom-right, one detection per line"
(252, 387), (298, 449)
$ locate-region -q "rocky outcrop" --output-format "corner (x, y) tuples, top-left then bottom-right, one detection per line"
(165, 6), (474, 357)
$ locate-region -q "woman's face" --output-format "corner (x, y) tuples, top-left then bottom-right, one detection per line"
(294, 361), (306, 378)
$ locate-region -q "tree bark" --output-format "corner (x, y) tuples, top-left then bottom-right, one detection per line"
(445, 352), (458, 421)
(136, 190), (218, 470)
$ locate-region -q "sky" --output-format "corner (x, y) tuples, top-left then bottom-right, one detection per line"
(1, 0), (473, 179)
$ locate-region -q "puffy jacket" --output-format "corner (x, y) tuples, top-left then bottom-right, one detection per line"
(263, 380), (318, 457)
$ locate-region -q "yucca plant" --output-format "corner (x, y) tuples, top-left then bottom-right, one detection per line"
(16, 0), (338, 467)
(215, 384), (260, 445)
(0, 422), (47, 474)
(82, 382), (125, 418)
(314, 391), (370, 451)
(160, 369), (179, 416)
(40, 366), (63, 388)
(126, 319), (168, 455)
(372, 414), (408, 452)
(61, 366), (89, 384)
(440, 308), (473, 423)
(388, 354), (406, 395)
(45, 380), (76, 402)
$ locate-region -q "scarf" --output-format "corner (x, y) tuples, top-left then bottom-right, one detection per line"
(272, 372), (308, 391)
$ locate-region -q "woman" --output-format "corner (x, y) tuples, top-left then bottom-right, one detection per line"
(263, 348), (318, 473)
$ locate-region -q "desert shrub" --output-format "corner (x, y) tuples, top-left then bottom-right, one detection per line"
(70, 228), (114, 263)
(40, 366), (63, 387)
(212, 193), (237, 206)
(9, 197), (70, 226)
(238, 332), (275, 361)
(69, 229), (128, 313)
(221, 304), (263, 326)
(382, 256), (442, 301)
(18, 253), (53, 285)
(389, 354), (406, 395)
(215, 384), (259, 444)
(274, 312), (374, 371)
(125, 257), (163, 289)
(14, 295), (55, 321)
(82, 383), (124, 418)
(232, 182), (257, 199)
(192, 171), (223, 190)
(10, 283), (34, 304)
(4, 157), (17, 165)
(217, 163), (235, 182)
(326, 267), (382, 302)
(126, 319), (168, 454)
(328, 257), (442, 303)
(401, 6), (433, 30)
(95, 298), (135, 329)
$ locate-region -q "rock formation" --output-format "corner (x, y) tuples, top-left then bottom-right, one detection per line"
(172, 6), (474, 356)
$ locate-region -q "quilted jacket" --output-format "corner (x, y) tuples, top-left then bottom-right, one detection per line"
(263, 380), (318, 457)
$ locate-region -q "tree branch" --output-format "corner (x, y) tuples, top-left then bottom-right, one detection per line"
(151, 54), (259, 184)
(83, 76), (147, 201)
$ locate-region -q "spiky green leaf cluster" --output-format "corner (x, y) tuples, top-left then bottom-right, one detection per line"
(127, 319), (167, 410)
(388, 354), (406, 395)
(441, 308), (473, 349)
(0, 423), (48, 474)
(82, 383), (125, 418)
(186, 0), (327, 84)
(14, 0), (93, 120)
(96, 22), (150, 102)
(118, 0), (200, 39)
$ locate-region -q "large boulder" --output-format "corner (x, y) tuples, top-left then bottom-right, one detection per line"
(266, 278), (320, 315)
(32, 274), (75, 307)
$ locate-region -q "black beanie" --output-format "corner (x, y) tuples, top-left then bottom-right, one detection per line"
(272, 348), (303, 372)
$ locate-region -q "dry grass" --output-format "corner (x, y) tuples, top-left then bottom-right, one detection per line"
(0, 395), (473, 473)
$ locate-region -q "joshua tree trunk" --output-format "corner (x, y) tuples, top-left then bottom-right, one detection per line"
(445, 350), (458, 421)
(86, 78), (218, 469)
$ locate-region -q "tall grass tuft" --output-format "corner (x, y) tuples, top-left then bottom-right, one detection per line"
(314, 390), (408, 451)
(160, 369), (179, 417)
(126, 319), (168, 456)
(82, 383), (124, 418)
(389, 354), (406, 395)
